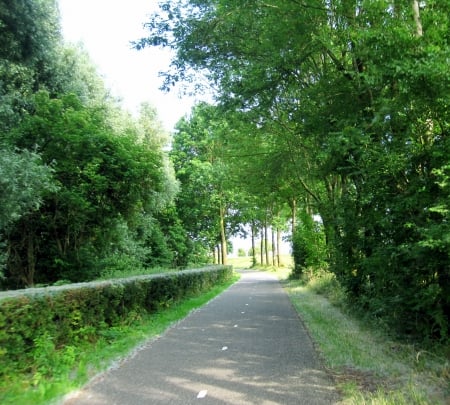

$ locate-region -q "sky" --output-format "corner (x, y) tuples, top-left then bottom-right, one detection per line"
(58, 0), (196, 131)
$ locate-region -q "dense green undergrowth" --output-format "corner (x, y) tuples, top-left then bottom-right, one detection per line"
(0, 266), (235, 404)
(280, 268), (450, 404)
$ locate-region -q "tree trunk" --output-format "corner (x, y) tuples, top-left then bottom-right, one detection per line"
(277, 227), (282, 267)
(264, 223), (269, 266)
(251, 220), (257, 266)
(272, 226), (276, 266)
(217, 245), (221, 264)
(412, 0), (423, 37)
(25, 232), (35, 287)
(219, 205), (227, 265)
(213, 246), (218, 264)
(260, 228), (264, 265)
(291, 198), (297, 236)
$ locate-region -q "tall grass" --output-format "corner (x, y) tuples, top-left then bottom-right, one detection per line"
(278, 269), (450, 404)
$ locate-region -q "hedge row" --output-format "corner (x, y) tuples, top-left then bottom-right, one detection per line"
(0, 265), (232, 376)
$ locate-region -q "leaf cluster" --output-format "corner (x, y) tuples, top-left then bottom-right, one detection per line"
(0, 266), (232, 398)
(141, 0), (450, 342)
(0, 0), (194, 288)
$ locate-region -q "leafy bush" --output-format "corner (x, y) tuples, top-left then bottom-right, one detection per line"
(292, 211), (327, 278)
(0, 265), (232, 382)
(237, 248), (246, 257)
(302, 269), (347, 308)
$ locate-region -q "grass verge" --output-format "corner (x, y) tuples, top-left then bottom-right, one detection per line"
(227, 254), (293, 270)
(269, 267), (449, 404)
(0, 272), (240, 405)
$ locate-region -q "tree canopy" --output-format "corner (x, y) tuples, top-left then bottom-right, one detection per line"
(138, 0), (450, 341)
(0, 0), (192, 288)
(1, 0), (449, 343)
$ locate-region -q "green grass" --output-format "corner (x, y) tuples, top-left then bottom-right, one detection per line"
(274, 269), (450, 405)
(5, 262), (448, 404)
(227, 254), (293, 270)
(0, 272), (240, 405)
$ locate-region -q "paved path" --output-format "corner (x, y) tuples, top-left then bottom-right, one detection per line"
(64, 270), (338, 405)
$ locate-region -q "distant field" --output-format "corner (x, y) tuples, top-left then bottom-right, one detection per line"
(227, 255), (293, 269)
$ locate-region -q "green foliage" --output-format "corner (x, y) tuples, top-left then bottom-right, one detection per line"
(2, 91), (173, 287)
(0, 148), (56, 231)
(0, 147), (57, 279)
(51, 43), (110, 105)
(0, 0), (60, 64)
(0, 0), (62, 130)
(237, 248), (246, 257)
(171, 103), (243, 260)
(156, 206), (193, 267)
(0, 265), (233, 396)
(0, 0), (190, 289)
(140, 0), (450, 342)
(292, 211), (327, 278)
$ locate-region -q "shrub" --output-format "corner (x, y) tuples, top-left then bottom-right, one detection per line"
(0, 265), (232, 380)
(237, 248), (246, 257)
(292, 211), (327, 278)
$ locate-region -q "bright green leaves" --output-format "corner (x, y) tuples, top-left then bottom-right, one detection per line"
(3, 91), (171, 287)
(0, 148), (56, 232)
(140, 0), (450, 341)
(171, 103), (238, 261)
(0, 0), (191, 289)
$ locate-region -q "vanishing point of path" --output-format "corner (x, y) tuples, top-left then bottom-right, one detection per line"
(64, 270), (339, 405)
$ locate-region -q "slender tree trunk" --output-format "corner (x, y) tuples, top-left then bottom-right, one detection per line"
(277, 227), (282, 267)
(25, 232), (35, 287)
(305, 194), (314, 216)
(412, 0), (423, 37)
(218, 244), (222, 264)
(251, 220), (257, 266)
(219, 205), (227, 265)
(264, 223), (269, 266)
(214, 246), (218, 264)
(260, 228), (264, 265)
(272, 226), (276, 266)
(291, 198), (297, 236)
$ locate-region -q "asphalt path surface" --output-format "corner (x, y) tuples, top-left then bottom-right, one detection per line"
(64, 270), (339, 405)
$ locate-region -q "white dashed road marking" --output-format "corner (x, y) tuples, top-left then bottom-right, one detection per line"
(197, 390), (207, 399)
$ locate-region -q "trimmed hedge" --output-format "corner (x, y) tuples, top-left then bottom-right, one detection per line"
(0, 265), (232, 376)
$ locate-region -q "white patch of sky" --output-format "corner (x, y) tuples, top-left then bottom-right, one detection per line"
(58, 0), (195, 131)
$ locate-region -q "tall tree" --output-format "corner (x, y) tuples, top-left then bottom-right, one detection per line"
(0, 0), (62, 129)
(4, 92), (167, 286)
(171, 103), (245, 264)
(0, 0), (190, 289)
(140, 0), (450, 340)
